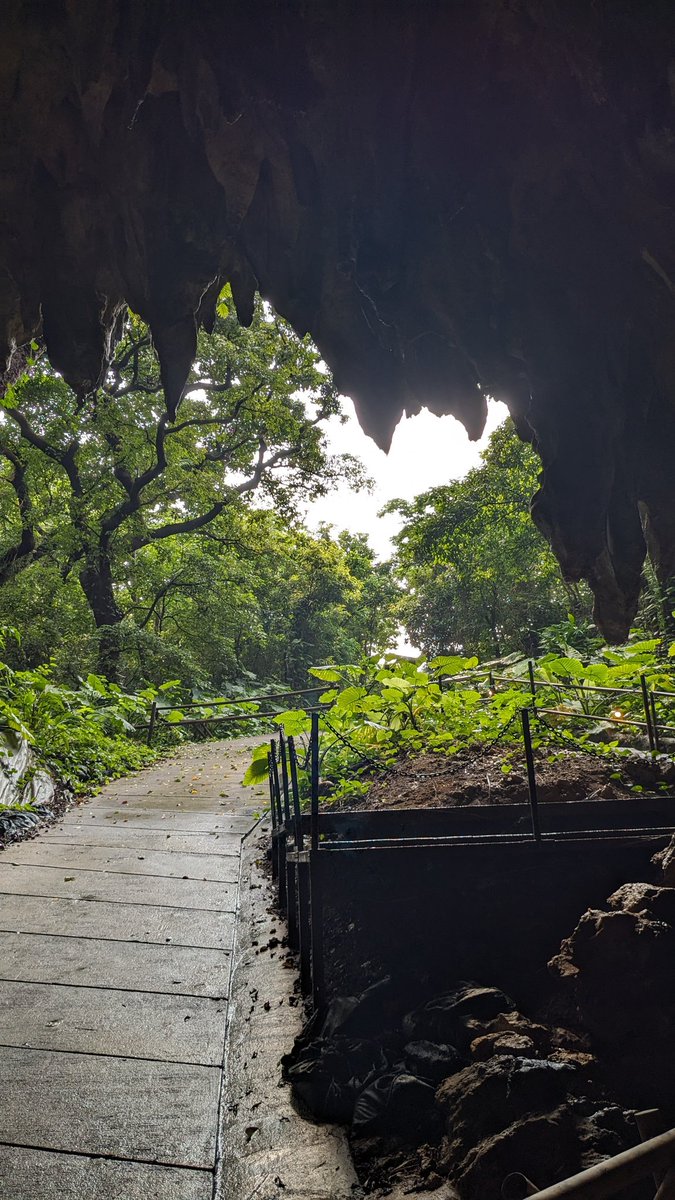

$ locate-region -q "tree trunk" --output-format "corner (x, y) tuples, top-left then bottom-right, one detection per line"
(79, 549), (124, 681)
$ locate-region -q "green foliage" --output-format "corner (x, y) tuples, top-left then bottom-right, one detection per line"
(243, 743), (273, 786)
(0, 628), (158, 792)
(0, 293), (371, 683)
(248, 636), (675, 803)
(386, 420), (593, 658)
(537, 613), (604, 659)
(0, 510), (398, 693)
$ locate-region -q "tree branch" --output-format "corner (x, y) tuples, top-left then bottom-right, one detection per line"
(129, 441), (294, 550)
(0, 444), (38, 583)
(100, 413), (170, 534)
(134, 571), (200, 629)
(5, 408), (84, 498)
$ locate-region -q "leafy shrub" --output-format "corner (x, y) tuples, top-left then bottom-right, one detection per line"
(0, 628), (159, 792)
(244, 637), (675, 802)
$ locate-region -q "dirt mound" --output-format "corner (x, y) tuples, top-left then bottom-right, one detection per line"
(549, 836), (675, 1111)
(337, 746), (675, 811)
(284, 980), (645, 1199)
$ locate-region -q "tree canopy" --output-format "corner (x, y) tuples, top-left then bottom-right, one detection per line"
(0, 295), (370, 680)
(385, 420), (592, 658)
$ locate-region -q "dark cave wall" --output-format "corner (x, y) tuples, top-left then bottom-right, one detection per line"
(1, 0), (675, 638)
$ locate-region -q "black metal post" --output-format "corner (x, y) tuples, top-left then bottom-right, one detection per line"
(640, 674), (656, 753)
(310, 710), (320, 852)
(307, 709), (325, 1006)
(650, 694), (662, 754)
(269, 746), (280, 882)
(288, 736), (303, 851)
(521, 708), (541, 843)
(147, 701), (158, 746)
(279, 733), (298, 947)
(528, 660), (536, 702)
(286, 736), (304, 957)
(289, 737), (312, 990)
(270, 741), (287, 910)
(268, 751), (276, 832)
(270, 741), (283, 827)
(279, 731), (292, 825)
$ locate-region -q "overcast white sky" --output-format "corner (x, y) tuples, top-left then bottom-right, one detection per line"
(304, 396), (509, 559)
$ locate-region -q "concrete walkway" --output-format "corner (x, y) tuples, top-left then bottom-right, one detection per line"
(0, 737), (268, 1199)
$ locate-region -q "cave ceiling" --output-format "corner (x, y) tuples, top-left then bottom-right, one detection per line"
(1, 0), (675, 639)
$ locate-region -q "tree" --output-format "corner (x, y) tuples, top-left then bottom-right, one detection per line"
(265, 526), (400, 684)
(386, 420), (592, 657)
(335, 531), (402, 658)
(0, 508), (400, 691)
(0, 295), (365, 678)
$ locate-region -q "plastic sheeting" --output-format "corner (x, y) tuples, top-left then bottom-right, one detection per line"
(0, 731), (56, 810)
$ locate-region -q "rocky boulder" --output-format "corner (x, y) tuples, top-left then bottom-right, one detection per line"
(549, 878), (675, 1107)
(437, 1056), (642, 1200)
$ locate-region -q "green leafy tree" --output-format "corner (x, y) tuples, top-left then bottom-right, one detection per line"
(385, 420), (592, 658)
(335, 531), (402, 657)
(0, 296), (365, 679)
(0, 505), (400, 693)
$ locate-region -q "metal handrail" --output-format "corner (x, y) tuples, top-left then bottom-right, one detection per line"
(153, 685), (325, 711)
(536, 706), (650, 730)
(158, 706), (324, 726)
(514, 1124), (675, 1200)
(145, 686), (329, 739)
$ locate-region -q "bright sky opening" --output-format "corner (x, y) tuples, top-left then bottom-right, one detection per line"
(305, 397), (509, 560)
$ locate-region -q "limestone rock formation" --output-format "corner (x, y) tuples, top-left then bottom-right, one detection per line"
(1, 2), (675, 636)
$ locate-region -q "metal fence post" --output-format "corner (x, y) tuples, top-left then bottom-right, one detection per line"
(308, 710), (325, 1006)
(310, 710), (320, 851)
(279, 732), (298, 948)
(640, 674), (657, 752)
(289, 736), (311, 986)
(270, 740), (282, 826)
(268, 750), (279, 882)
(521, 707), (541, 843)
(288, 737), (301, 846)
(279, 730), (291, 826)
(270, 742), (283, 884)
(528, 659), (536, 702)
(650, 694), (662, 754)
(270, 740), (287, 911)
(147, 701), (158, 747)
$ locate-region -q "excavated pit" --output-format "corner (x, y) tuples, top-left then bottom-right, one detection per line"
(282, 822), (675, 1197)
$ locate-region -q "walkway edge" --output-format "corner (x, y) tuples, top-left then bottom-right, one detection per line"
(216, 818), (359, 1199)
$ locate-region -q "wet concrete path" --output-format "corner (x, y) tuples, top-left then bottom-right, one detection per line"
(0, 738), (268, 1199)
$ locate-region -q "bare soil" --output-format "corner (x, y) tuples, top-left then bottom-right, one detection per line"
(336, 744), (675, 811)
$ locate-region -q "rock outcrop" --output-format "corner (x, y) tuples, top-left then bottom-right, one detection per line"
(436, 1055), (637, 1200)
(549, 839), (675, 1108)
(284, 980), (642, 1197)
(1, 2), (675, 636)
